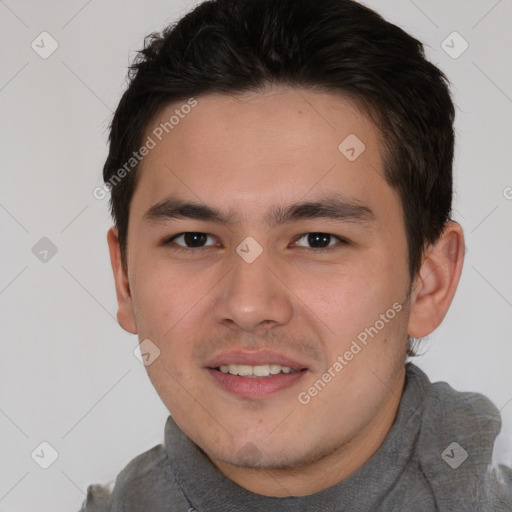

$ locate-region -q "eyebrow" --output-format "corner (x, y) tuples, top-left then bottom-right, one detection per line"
(143, 193), (375, 228)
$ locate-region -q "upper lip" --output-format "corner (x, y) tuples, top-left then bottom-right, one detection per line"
(205, 350), (309, 371)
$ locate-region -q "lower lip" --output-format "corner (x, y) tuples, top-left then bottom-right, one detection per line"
(206, 368), (307, 398)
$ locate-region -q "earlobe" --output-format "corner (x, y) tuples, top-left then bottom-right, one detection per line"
(107, 227), (138, 334)
(407, 221), (465, 338)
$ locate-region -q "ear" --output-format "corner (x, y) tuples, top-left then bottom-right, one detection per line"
(107, 227), (137, 334)
(407, 221), (465, 338)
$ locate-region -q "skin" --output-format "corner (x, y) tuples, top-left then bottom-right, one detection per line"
(107, 86), (465, 497)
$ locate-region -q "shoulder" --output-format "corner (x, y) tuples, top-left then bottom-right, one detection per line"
(80, 444), (169, 511)
(423, 372), (502, 445)
(113, 443), (168, 489)
(409, 364), (511, 510)
(80, 483), (112, 512)
(406, 363), (501, 435)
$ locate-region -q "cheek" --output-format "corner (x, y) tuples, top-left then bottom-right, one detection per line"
(304, 258), (407, 356)
(130, 263), (214, 371)
(129, 268), (183, 352)
(300, 264), (384, 335)
(131, 258), (202, 319)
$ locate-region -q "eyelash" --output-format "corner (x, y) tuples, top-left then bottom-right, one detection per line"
(163, 232), (349, 253)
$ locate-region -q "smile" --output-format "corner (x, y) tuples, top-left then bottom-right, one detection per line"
(217, 364), (297, 377)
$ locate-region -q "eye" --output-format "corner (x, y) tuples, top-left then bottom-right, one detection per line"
(165, 232), (218, 249)
(293, 232), (346, 250)
(163, 231), (347, 252)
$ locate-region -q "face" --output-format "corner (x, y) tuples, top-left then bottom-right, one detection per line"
(113, 86), (414, 485)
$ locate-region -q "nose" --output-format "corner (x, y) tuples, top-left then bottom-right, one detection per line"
(212, 249), (294, 332)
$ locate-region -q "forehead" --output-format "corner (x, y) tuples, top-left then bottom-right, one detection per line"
(131, 86), (396, 223)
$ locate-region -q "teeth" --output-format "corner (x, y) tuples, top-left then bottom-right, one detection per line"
(234, 364), (252, 376)
(269, 364), (282, 375)
(253, 364), (270, 377)
(218, 364), (297, 377)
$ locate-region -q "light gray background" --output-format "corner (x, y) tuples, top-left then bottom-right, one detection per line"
(1, 0), (511, 510)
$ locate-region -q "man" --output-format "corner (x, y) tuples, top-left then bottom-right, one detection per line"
(82, 0), (512, 510)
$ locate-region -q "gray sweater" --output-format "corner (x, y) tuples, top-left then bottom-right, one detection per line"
(80, 363), (512, 511)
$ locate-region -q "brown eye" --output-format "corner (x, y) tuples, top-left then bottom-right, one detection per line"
(168, 232), (216, 248)
(294, 232), (344, 249)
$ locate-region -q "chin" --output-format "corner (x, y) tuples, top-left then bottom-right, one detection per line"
(204, 435), (314, 470)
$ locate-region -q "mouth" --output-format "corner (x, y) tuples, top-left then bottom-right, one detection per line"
(217, 363), (299, 377)
(205, 351), (309, 398)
